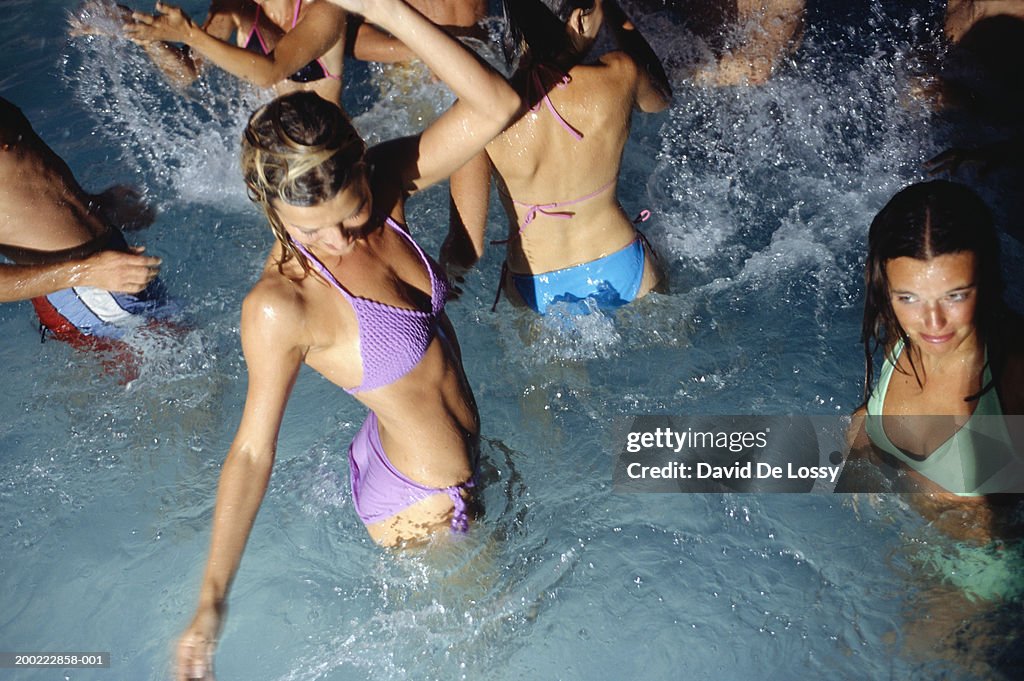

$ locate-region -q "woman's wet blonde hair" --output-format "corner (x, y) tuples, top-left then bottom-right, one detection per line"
(241, 92), (366, 273)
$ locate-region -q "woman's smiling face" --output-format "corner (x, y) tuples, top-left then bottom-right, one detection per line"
(885, 251), (979, 356)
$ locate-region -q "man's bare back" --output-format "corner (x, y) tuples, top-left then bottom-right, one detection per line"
(0, 98), (163, 330)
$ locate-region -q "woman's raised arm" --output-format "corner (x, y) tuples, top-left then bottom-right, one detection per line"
(329, 0), (520, 191)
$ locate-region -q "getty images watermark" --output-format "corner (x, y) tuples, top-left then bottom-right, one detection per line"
(614, 416), (845, 493)
(613, 415), (1024, 494)
(625, 425), (839, 482)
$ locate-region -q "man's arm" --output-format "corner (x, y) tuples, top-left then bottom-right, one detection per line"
(0, 248), (161, 302)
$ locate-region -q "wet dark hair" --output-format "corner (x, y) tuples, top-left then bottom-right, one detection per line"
(501, 0), (597, 66)
(241, 92), (366, 273)
(0, 97), (32, 144)
(861, 180), (1003, 403)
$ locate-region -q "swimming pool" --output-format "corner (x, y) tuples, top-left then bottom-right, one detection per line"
(2, 1), (1022, 679)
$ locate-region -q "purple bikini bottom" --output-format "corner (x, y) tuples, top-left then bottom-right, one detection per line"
(349, 411), (474, 532)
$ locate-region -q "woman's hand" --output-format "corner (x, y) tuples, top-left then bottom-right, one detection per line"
(176, 603), (224, 681)
(125, 2), (195, 44)
(438, 237), (471, 300)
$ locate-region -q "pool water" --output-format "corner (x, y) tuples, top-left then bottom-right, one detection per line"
(1, 1), (1022, 679)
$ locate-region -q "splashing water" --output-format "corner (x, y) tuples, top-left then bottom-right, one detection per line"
(6, 2), (1023, 680)
(63, 0), (266, 209)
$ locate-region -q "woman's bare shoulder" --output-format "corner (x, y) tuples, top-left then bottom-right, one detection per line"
(561, 54), (640, 109)
(302, 0), (346, 21)
(592, 50), (639, 79)
(242, 263), (309, 337)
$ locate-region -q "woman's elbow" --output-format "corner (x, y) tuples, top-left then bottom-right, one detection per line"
(249, 70), (282, 89)
(227, 431), (278, 469)
(493, 90), (523, 127)
(223, 443), (277, 486)
(643, 93), (672, 114)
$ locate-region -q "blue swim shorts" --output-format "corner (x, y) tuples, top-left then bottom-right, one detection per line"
(32, 278), (175, 343)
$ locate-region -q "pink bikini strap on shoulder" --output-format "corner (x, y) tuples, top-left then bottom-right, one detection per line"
(528, 65), (584, 141)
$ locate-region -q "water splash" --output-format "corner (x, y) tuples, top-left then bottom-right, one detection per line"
(63, 0), (264, 209)
(351, 31), (508, 146)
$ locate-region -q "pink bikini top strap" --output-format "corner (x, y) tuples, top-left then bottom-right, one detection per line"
(245, 4), (271, 53)
(291, 0), (302, 28)
(529, 67), (584, 141)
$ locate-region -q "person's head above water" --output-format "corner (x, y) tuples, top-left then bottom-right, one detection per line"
(861, 179), (1004, 399)
(501, 0), (605, 66)
(241, 92), (367, 270)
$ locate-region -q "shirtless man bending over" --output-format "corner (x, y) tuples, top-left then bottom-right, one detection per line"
(0, 97), (169, 344)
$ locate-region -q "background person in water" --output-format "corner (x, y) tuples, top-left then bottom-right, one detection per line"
(628, 0), (805, 85)
(902, 0), (1024, 118)
(173, 0), (520, 676)
(343, 0), (494, 291)
(75, 0), (348, 106)
(840, 180), (1024, 541)
(944, 0), (1024, 42)
(921, 2), (1024, 190)
(444, 0), (671, 314)
(347, 0), (488, 60)
(0, 97), (165, 344)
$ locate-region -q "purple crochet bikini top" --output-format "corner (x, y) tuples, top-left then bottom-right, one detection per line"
(292, 217), (449, 394)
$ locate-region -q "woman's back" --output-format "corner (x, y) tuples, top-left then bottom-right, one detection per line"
(487, 51), (648, 273)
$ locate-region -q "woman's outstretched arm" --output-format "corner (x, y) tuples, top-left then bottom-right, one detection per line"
(126, 1), (346, 89)
(175, 279), (303, 681)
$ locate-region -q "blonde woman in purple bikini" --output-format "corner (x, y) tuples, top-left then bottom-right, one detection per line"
(173, 0), (520, 676)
